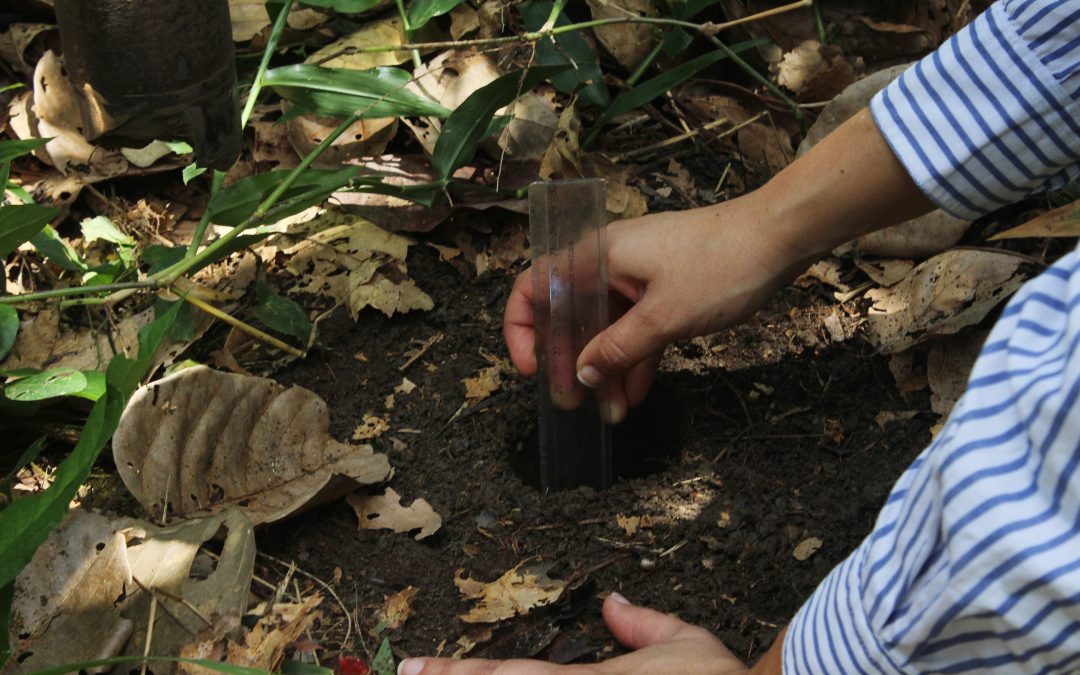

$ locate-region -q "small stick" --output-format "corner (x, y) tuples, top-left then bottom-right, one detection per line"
(258, 551), (355, 651)
(607, 112), (766, 162)
(140, 594), (158, 675)
(180, 292), (306, 358)
(399, 332), (443, 372)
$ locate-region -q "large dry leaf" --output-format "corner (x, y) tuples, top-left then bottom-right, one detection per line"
(113, 365), (392, 524)
(798, 64), (970, 258)
(1, 307), (150, 372)
(228, 0), (328, 41)
(307, 16), (411, 69)
(864, 249), (1029, 354)
(347, 487), (442, 540)
(586, 0), (655, 71)
(7, 509), (254, 673)
(989, 200), (1080, 241)
(454, 561), (566, 624)
(928, 329), (989, 417)
(0, 22), (56, 76)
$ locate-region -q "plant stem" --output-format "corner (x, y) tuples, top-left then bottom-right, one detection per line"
(627, 41), (665, 87)
(240, 0), (295, 129)
(181, 293), (305, 358)
(186, 170), (226, 257)
(156, 113), (360, 285)
(0, 280), (158, 305)
(607, 111), (766, 162)
(393, 0), (424, 70)
(813, 0), (828, 44)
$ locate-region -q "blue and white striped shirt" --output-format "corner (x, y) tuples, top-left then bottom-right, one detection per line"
(783, 2), (1080, 672)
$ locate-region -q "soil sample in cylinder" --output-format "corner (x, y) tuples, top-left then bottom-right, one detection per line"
(53, 0), (241, 170)
(529, 179), (612, 490)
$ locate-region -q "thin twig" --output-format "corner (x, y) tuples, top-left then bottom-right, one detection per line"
(179, 292), (304, 357)
(0, 280), (157, 305)
(258, 551), (355, 651)
(607, 111), (766, 162)
(140, 594), (157, 675)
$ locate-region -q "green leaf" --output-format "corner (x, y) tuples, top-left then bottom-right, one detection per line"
(206, 167), (359, 227)
(372, 638), (396, 675)
(298, 0), (383, 12)
(432, 65), (569, 178)
(31, 225), (87, 272)
(3, 368), (89, 402)
(0, 303), (179, 608)
(0, 306), (16, 362)
(143, 244), (188, 276)
(0, 204), (59, 259)
(254, 281), (313, 344)
(183, 164), (207, 185)
(265, 64), (451, 120)
(0, 582), (11, 666)
(16, 655), (276, 675)
(0, 138), (50, 165)
(351, 177), (444, 209)
(584, 41), (765, 147)
(156, 298), (198, 342)
(408, 0), (465, 30)
(80, 216), (134, 246)
(281, 661), (335, 675)
(660, 27), (693, 57)
(519, 1), (609, 108)
(164, 140), (194, 154)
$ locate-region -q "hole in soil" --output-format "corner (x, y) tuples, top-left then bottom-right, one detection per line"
(509, 383), (683, 489)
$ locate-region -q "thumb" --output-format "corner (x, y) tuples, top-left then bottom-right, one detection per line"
(577, 301), (670, 387)
(601, 593), (700, 650)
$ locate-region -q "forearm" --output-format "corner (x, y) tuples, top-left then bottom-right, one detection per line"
(753, 107), (935, 262)
(749, 627), (786, 675)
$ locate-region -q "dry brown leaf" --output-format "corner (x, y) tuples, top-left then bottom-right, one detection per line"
(875, 410), (919, 429)
(288, 113), (398, 168)
(586, 0), (656, 71)
(464, 358), (510, 401)
(276, 209), (433, 318)
(793, 537), (823, 561)
(307, 17), (411, 69)
(113, 366), (392, 524)
(1, 307), (151, 372)
(223, 595), (324, 671)
(989, 200), (1080, 241)
(347, 488), (442, 540)
(333, 155), (451, 233)
(455, 561), (566, 624)
(228, 0), (327, 41)
(9, 509), (255, 673)
(864, 249), (1029, 354)
(378, 586), (419, 630)
(776, 40), (829, 94)
(354, 413), (390, 440)
(928, 329), (989, 417)
(889, 350), (928, 395)
(856, 258), (915, 287)
(449, 3), (481, 39)
(395, 377), (418, 395)
(0, 22), (57, 76)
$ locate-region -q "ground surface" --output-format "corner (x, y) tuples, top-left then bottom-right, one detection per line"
(261, 236), (935, 665)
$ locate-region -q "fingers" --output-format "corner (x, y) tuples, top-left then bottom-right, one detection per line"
(503, 270), (537, 377)
(601, 593), (704, 651)
(577, 301), (671, 390)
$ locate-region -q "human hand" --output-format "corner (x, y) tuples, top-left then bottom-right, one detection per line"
(396, 592), (752, 675)
(504, 192), (811, 423)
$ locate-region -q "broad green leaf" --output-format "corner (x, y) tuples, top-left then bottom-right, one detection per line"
(0, 582), (11, 666)
(156, 298), (198, 342)
(265, 64), (451, 119)
(432, 65), (569, 179)
(298, 0), (383, 12)
(0, 305), (16, 361)
(282, 661), (335, 675)
(372, 638), (396, 675)
(584, 41), (765, 147)
(4, 437), (47, 485)
(408, 0), (466, 30)
(351, 176), (444, 208)
(0, 161), (10, 201)
(142, 244), (187, 276)
(0, 138), (50, 165)
(31, 225), (87, 272)
(183, 164), (207, 185)
(519, 2), (609, 109)
(254, 281), (313, 344)
(0, 204), (59, 259)
(0, 303), (179, 606)
(660, 27), (693, 57)
(206, 167), (359, 227)
(164, 140), (194, 154)
(81, 216), (134, 246)
(3, 368), (88, 402)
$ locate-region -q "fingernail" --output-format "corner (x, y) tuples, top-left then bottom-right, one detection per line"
(577, 366), (604, 388)
(609, 591), (631, 605)
(398, 659), (424, 675)
(601, 397), (626, 425)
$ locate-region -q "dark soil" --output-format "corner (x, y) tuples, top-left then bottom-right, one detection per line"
(262, 233), (935, 665)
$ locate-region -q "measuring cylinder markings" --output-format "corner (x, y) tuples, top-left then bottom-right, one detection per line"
(529, 179), (612, 490)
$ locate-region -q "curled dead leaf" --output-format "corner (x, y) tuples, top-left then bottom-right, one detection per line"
(864, 249), (1029, 354)
(347, 487), (442, 540)
(793, 536), (822, 561)
(113, 365), (392, 525)
(378, 586), (419, 630)
(454, 561), (566, 624)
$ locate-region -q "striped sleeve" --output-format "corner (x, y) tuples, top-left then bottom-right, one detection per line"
(783, 246), (1080, 673)
(869, 0), (1080, 220)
